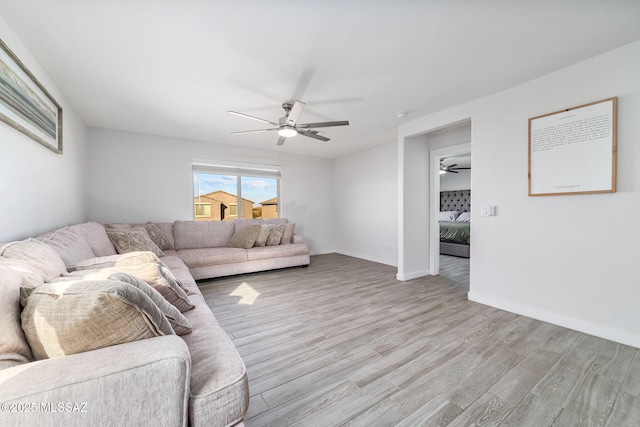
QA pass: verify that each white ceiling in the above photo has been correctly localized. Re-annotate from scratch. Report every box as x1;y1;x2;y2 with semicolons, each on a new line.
2;1;640;159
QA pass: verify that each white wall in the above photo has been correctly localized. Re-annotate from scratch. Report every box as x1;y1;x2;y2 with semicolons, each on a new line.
0;17;88;242
87;128;336;255
335;142;397;266
399;40;640;347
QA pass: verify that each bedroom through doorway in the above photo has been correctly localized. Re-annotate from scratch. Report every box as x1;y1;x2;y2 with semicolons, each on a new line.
427;122;471;288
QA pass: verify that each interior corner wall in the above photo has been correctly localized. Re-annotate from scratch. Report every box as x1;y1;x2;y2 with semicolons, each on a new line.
400;40;640;347
87;128;336;255
0;16;88;242
334;142;398;266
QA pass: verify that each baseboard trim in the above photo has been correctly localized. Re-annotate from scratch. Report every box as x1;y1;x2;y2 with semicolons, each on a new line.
336;250;397;267
396;269;432;281
468;291;640;349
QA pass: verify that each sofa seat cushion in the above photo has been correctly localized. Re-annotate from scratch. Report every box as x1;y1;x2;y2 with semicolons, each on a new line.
181;292;248;427
247;243;309;261
177;248;247;267
160;255;189;271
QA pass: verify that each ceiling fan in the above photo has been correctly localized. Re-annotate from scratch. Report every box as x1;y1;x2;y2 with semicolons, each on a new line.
228;100;349;145
440;159;471;174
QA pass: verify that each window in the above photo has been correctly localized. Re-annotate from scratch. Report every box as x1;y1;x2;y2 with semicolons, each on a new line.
193;161;281;221
194;203;212;218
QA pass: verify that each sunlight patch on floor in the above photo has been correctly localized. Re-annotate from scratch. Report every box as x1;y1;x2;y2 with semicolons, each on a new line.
230;282;260;305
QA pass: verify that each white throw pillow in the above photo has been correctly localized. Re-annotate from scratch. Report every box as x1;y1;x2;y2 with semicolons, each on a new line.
439;211;459;221
456;212;471;222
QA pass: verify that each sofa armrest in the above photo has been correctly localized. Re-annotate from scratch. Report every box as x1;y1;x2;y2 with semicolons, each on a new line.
0;336;190;427
292;233;305;244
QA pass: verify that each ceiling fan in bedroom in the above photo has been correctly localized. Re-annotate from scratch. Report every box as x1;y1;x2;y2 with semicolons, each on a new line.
228;100;349;146
439;159;471;174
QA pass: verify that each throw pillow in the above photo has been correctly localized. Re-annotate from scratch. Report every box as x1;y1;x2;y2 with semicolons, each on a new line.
106;228;165;258
84;262;194;312
144;222;174;251
439;211;460;221
108;272;192;336
266;223;286;246
20;280;175;360
281;223;296;245
456;212;471;222
254;225;274;247
228;224;262;249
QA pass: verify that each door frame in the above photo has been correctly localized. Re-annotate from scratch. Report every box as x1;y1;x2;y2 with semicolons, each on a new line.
429;142;471;275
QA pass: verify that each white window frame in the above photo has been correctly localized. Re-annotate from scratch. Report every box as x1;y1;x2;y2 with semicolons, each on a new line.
192;159;282;220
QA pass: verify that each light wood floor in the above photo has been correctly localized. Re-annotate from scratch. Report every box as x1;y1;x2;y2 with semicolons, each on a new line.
199;254;640;427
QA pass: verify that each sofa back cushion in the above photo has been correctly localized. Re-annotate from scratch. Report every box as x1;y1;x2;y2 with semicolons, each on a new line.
69;222;117;256
0;239;67;281
173;220;236;250
42;228;97;270
0;259;40;370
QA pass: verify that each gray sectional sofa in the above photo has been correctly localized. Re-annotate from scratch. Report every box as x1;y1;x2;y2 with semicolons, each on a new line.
0;218;309;427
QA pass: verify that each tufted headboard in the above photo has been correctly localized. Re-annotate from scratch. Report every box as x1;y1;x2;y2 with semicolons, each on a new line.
440;190;471;213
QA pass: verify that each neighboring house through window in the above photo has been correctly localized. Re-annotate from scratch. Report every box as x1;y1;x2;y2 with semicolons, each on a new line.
192;161;281;221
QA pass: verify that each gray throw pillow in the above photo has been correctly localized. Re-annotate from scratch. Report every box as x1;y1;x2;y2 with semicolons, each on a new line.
228;224;262;249
254;225;274;247
144;222;174;250
108;272;192;336
106;228;165;258
266;224;286;246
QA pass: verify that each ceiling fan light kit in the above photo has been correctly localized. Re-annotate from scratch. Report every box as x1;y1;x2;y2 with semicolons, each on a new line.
229;100;349;145
278;127;297;137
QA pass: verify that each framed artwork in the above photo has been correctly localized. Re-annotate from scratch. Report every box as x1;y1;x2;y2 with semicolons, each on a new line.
0;38;63;154
528;97;616;196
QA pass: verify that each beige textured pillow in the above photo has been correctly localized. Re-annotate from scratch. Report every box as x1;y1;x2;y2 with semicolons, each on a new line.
84;262;194;312
254;225;274;247
266;223;286;246
108;272;192;335
0;261;38;369
106;228;165;257
20;280;175;360
228;224;262;249
281;223;296;245
145;222;174;250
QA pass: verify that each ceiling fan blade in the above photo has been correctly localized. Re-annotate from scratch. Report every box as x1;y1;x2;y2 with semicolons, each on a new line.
228;111;278;126
297;120;349;129
449;170;459;173
298;129;330;142
231;128;278;135
277;136;286;146
286;100;305;126
451;167;471;170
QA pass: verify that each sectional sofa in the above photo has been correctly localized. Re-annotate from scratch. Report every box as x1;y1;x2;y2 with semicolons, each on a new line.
0;219;309;426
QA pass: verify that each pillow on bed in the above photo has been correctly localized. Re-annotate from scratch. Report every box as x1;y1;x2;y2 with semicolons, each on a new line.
456;212;471;222
439;211;459;221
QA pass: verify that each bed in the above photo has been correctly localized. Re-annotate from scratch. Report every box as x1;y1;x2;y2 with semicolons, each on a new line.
439;189;470;258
